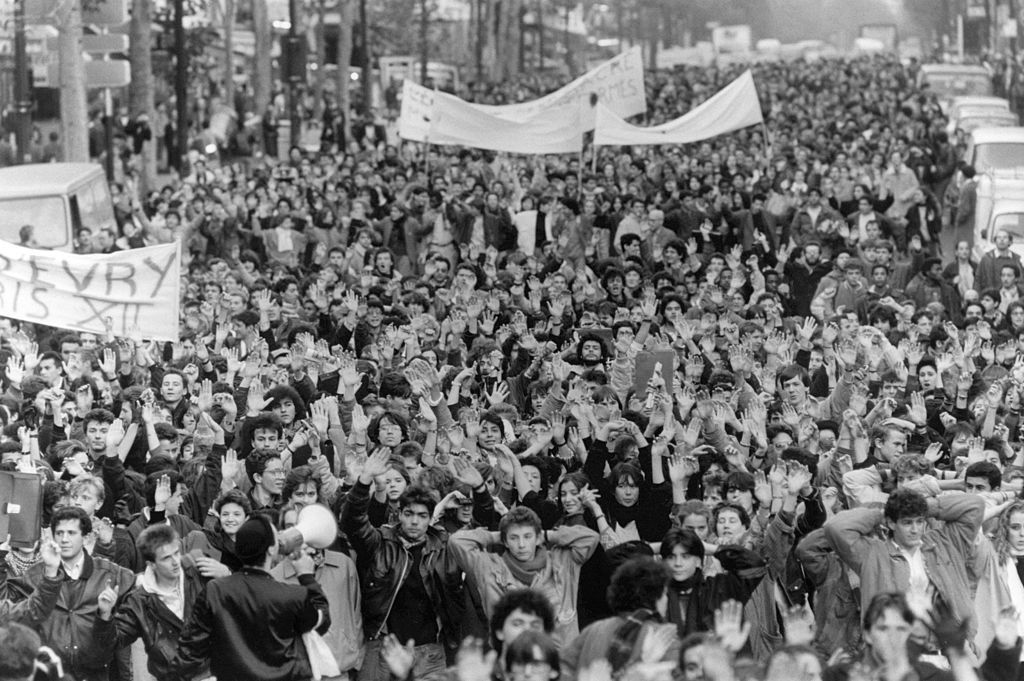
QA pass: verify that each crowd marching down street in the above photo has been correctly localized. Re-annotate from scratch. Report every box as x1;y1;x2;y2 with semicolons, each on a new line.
4;51;1024;681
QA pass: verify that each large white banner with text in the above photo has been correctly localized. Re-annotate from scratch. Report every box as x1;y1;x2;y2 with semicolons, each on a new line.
472;46;646;124
0;242;181;340
593;70;763;147
398;47;645;147
399;80;583;153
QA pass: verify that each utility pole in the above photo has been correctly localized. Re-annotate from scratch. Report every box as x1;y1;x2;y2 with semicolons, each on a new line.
12;0;31;163
359;0;370;113
102;27;114;180
419;0;428;84
174;0;188;171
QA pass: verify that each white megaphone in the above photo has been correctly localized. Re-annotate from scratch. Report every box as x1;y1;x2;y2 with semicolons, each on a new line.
278;503;338;554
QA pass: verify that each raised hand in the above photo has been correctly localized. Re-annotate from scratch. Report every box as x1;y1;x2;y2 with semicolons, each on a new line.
782;604;816;646
668;454;699;483
456;637;498;681
222;449;242;483
907;392;927;426
359;447;392;483
154;474;173;509
550;411;567;443
39;537;61;578
351;403;371;434
785;461;812;496
105;418;126;450
310;400;330;436
93;516;115;545
197;379;214;413
4;357;24;386
382;635;417;681
713;600;751;653
246;381;271;416
418;396;437;425
21;342;40;371
452;456;484;488
486;382;510;406
96;578;119;620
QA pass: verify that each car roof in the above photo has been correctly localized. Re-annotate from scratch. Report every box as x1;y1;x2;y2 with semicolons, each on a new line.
0;163;104;198
951;96;1009;108
921;64;990;76
959;111;1018;124
970;127;1024;144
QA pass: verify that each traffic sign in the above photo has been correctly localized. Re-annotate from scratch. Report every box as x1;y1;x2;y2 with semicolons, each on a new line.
25;0;128;27
82;34;129;53
84;60;130;88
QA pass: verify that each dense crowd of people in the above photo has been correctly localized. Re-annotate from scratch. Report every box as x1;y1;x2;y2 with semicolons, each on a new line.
3;52;1024;681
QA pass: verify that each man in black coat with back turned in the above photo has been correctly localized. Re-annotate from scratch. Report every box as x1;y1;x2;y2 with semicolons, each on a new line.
167;515;331;681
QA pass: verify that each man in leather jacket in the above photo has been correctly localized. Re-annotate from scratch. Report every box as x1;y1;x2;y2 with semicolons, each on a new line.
342;447;465;681
16;507;134;681
92;525;213;681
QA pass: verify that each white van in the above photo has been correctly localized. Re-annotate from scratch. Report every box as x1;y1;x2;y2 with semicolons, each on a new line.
964;127;1024;174
0;163;116;251
972;171;1024;261
917;64;993;111
946;96;1013;135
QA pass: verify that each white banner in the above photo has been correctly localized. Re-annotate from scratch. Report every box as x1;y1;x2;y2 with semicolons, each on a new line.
593;70;763;147
473;46;646;124
398;47;646;144
0;242;181;340
711;25;752;54
397;79;435;142
399;80;583;154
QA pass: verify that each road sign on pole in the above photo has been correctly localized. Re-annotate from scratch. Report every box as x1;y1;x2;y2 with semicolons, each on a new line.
82;34;129;53
84;60;130;88
25;0;128;26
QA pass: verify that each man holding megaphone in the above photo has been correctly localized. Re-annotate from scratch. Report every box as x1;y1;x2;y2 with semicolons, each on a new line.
167;510;334;681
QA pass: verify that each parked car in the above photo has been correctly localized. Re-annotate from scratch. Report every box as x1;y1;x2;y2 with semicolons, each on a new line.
0;163;116;252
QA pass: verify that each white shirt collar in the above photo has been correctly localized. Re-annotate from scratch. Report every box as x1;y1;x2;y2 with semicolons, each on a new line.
62;552;86;580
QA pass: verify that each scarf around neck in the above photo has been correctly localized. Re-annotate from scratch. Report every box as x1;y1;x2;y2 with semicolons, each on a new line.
502;546;549;586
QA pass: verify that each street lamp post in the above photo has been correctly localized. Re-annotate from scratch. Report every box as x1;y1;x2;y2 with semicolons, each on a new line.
360;0;370;113
174;0;188;171
288;0;301;148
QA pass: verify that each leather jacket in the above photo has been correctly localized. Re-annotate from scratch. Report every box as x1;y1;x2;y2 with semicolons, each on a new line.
91;566;208;680
341;481;464;646
17;551;134;681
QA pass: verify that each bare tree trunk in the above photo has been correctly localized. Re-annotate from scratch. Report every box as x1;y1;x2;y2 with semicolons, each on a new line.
312;0;327;119
57;0;88;162
336;0;354;146
481;0;496;79
472;0;481;82
492;0;520;80
647;4;657;72
253;0;272;115
130;0;157;192
223;0;235;107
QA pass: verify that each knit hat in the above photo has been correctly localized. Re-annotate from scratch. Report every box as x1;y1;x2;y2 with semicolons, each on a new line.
234;517;275;564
